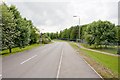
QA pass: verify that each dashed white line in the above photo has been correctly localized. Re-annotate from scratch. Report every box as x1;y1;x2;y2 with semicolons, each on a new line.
56;48;64;78
20;55;37;64
0;74;2;79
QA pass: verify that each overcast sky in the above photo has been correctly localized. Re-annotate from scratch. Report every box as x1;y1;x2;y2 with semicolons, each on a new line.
5;0;119;33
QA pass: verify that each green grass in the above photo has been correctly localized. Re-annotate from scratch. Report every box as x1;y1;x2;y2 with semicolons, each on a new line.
0;44;42;56
69;42;119;77
94;48;117;54
80;48;118;75
69;42;79;50
80;43;117;54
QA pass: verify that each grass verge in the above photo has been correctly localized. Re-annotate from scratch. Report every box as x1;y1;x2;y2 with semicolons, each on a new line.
69;42;119;79
0;43;42;56
80;43;117;54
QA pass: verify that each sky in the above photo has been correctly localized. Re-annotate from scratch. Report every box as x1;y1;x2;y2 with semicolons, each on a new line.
4;0;120;33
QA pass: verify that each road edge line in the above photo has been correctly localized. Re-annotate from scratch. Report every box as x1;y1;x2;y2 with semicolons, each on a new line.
82;58;104;80
56;48;64;79
70;42;103;79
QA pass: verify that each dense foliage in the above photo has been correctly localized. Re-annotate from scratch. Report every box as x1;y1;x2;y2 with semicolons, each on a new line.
0;3;119;53
47;20;119;48
0;3;50;53
85;20;117;47
41;33;51;44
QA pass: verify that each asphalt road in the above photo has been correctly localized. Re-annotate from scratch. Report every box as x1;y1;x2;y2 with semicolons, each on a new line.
2;42;101;78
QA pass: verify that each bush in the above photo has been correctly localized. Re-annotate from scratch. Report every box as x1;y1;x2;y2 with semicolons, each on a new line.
42;34;51;44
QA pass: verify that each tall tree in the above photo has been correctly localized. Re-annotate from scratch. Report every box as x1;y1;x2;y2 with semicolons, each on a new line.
1;3;17;53
85;20;116;47
117;25;120;54
15;18;31;48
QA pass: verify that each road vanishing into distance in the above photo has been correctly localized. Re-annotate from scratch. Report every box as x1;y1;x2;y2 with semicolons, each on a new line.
3;42;101;78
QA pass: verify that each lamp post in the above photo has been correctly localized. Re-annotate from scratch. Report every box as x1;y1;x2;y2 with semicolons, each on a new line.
118;1;120;55
73;16;80;43
40;29;44;44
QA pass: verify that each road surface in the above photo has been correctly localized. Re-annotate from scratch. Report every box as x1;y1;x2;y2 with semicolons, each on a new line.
3;42;101;78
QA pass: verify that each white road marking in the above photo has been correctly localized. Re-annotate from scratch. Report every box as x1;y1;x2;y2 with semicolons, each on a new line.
0;74;2;79
82;59;104;80
20;55;37;64
56;48;64;78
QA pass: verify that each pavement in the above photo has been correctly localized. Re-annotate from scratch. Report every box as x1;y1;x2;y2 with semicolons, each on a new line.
2;42;101;78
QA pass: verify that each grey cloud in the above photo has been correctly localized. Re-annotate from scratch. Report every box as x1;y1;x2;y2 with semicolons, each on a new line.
22;2;71;26
6;1;118;32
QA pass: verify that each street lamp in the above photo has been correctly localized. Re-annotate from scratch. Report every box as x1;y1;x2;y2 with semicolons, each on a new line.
73;16;80;43
117;1;120;55
40;29;44;44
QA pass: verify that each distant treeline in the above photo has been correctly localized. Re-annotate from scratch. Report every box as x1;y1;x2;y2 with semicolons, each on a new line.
0;3;50;53
47;20;120;47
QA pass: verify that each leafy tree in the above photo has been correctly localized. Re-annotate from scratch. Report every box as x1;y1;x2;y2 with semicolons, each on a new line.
70;27;78;41
116;25;120;43
29;21;40;44
42;33;51;44
117;25;120;54
15;18;31;48
80;24;88;42
9;4;40;47
61;29;68;39
9;5;31;48
85;20;116;47
9;5;21;19
1;3;41;53
55;32;59;39
1;3;17;53
70;27;75;40
59;31;62;39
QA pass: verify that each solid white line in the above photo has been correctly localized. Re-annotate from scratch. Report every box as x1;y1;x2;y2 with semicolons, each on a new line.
82;59;104;80
56;48;64;78
20;55;37;64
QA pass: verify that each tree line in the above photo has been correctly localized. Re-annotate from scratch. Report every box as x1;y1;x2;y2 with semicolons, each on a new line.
47;20;120;48
0;3;50;53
